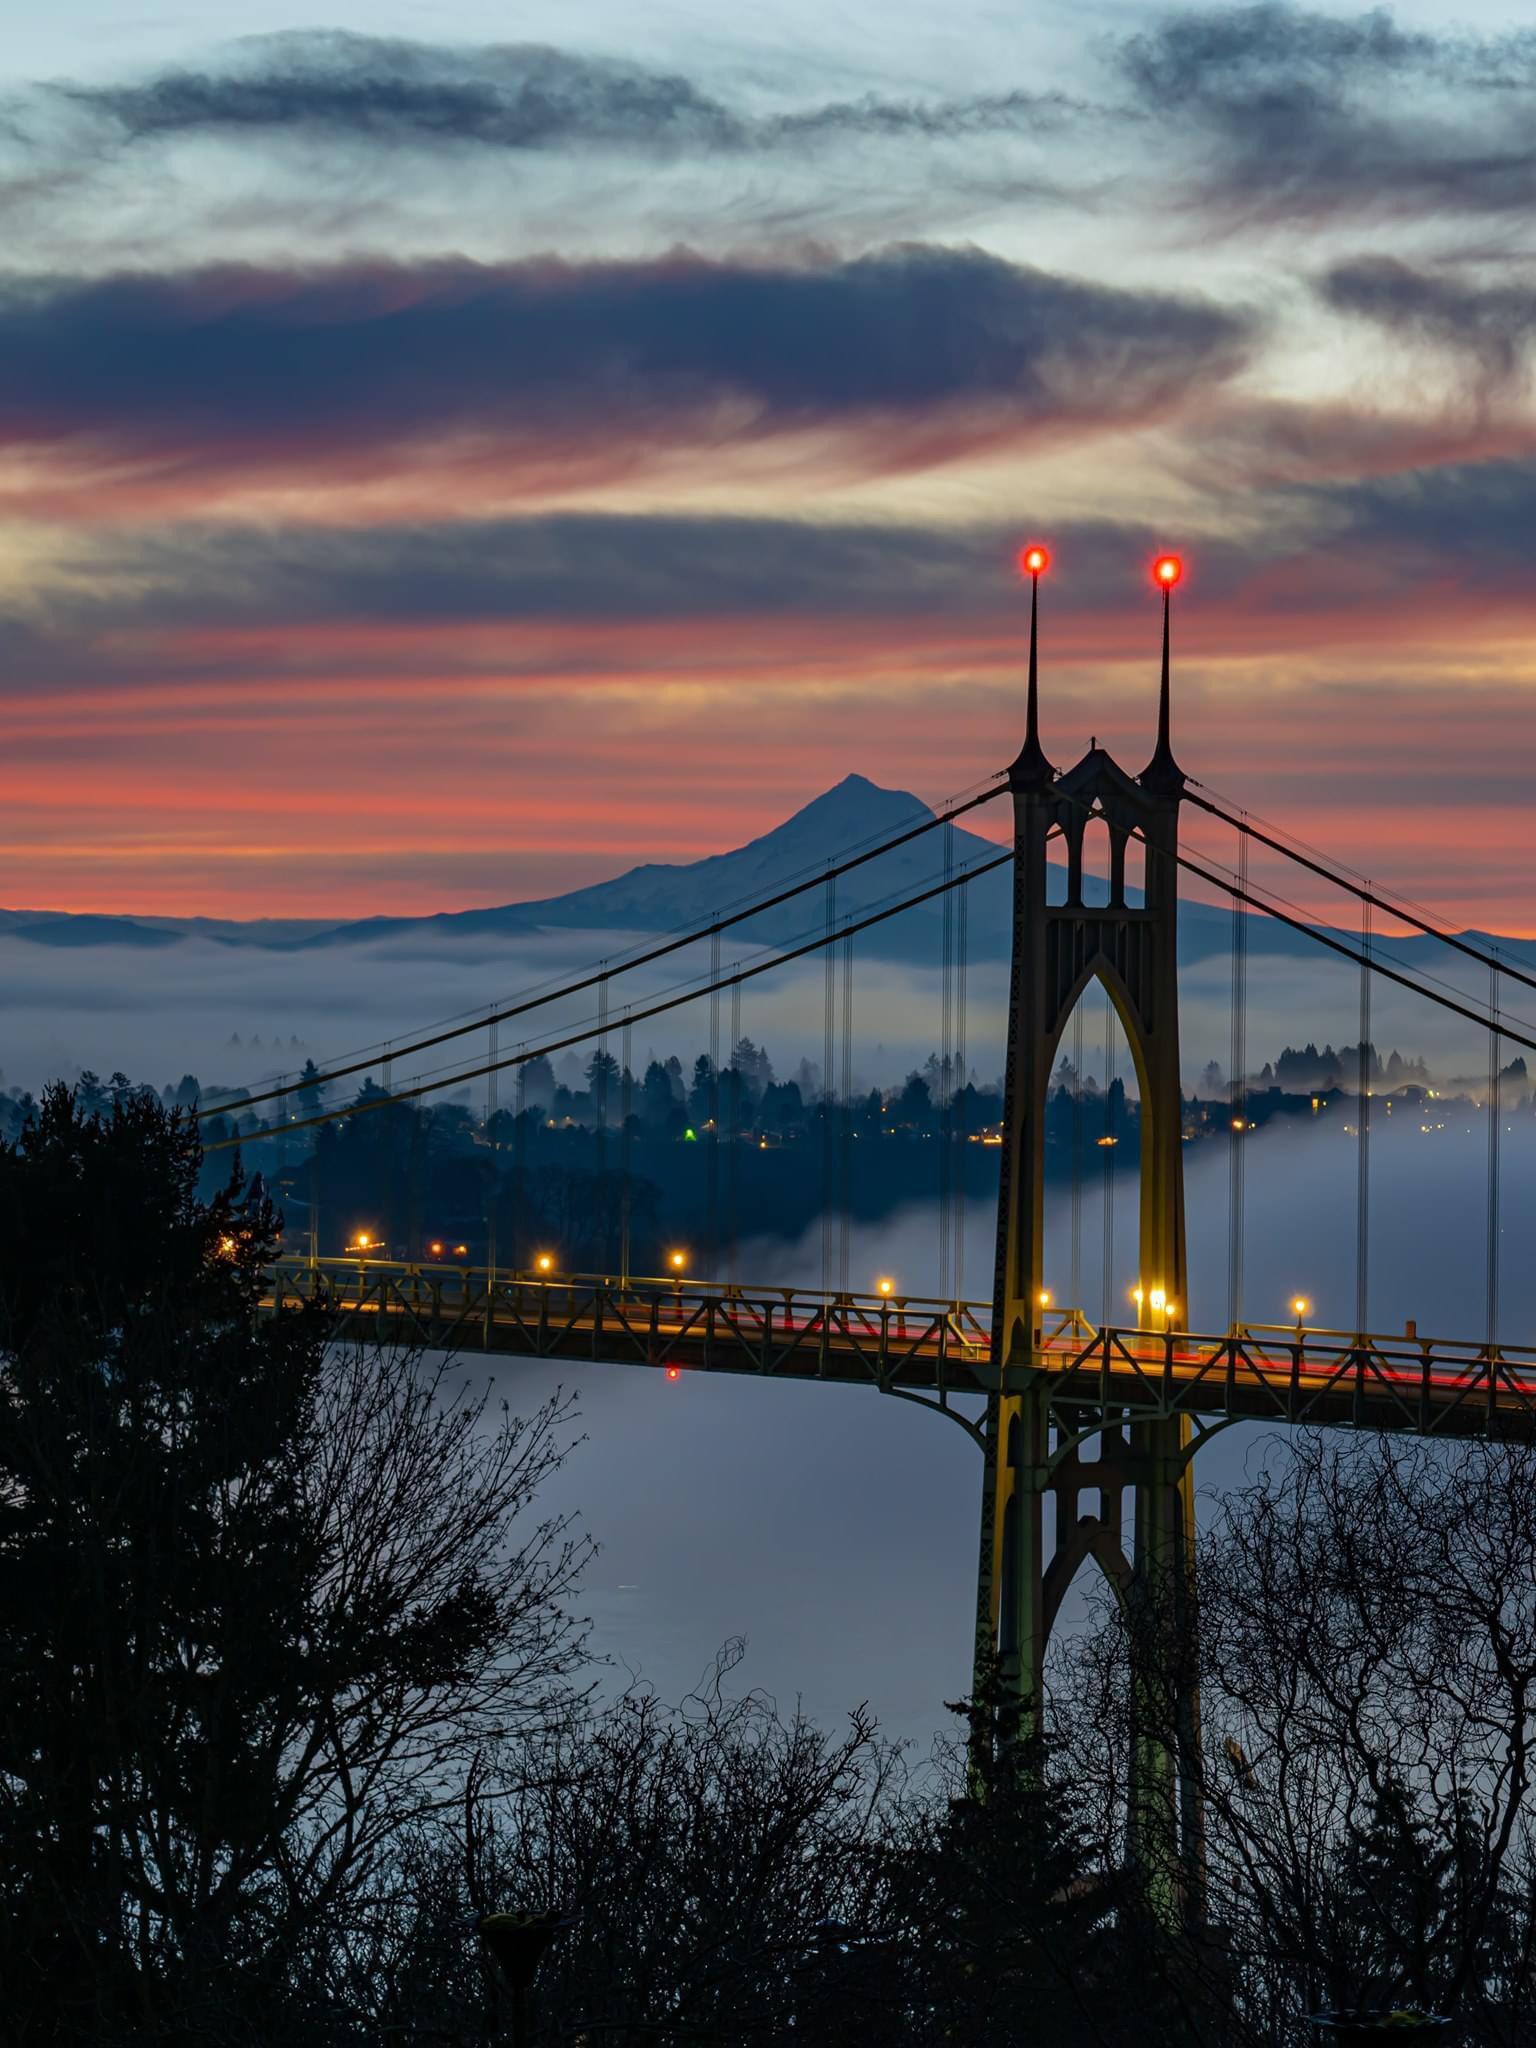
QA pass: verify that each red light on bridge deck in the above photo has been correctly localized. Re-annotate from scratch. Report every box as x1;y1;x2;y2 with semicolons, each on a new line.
1153;553;1183;588
666;1366;680;1381
1018;542;1050;578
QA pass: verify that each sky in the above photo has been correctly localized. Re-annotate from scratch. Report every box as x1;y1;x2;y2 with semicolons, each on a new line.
1;1;1533;925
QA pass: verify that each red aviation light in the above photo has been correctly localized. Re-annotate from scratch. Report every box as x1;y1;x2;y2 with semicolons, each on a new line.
1018;542;1050;577
666;1366;681;1381
1153;553;1183;588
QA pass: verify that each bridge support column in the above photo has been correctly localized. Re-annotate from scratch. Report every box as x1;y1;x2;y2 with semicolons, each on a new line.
978;599;1202;1918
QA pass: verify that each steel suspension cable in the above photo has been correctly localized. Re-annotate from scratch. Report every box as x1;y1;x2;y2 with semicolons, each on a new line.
1070;1006;1084;1316
939;823;955;1299
1356;894;1372;1336
1188;788;1536;1008
1102;989;1116;1324
953;875;970;1304
822;876;836;1296
487;1013;499;1285
205;849;1012;1150
203;780;1010;1122
707;930;721;1277
597;972;611;1268
1488;960;1502;1351
727;979;741;1279
1228;818;1247;1328
621;1013;633;1284
839;928;853;1295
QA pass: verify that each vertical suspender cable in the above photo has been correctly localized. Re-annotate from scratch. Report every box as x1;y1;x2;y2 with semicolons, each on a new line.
1228;820;1248;1327
953;876;969;1302
597;972;610;1271
727;978;742;1278
822;876;836;1295
487;1014;499;1286
1488;959;1502;1351
1071;1006;1084;1317
839;929;854;1294
620;1012;633;1285
1356;894;1372;1335
939;824;955;1300
1103;988;1117;1324
512;1044;526;1273
707;929;721;1280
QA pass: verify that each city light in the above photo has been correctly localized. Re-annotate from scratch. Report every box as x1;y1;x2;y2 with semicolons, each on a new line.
349;1231;375;1252
1019;542;1050;577
669;1250;688;1272
1038;1288;1052;1308
1154;553;1183;588
1149;1287;1166;1314
429;1240;444;1257
877;1277;894;1297
536;1252;554;1274
1292;1296;1311;1324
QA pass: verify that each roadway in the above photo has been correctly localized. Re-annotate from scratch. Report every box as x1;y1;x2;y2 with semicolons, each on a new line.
261;1259;1536;1441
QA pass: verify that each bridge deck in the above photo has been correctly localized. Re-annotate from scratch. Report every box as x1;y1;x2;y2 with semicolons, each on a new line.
264;1260;1536;1441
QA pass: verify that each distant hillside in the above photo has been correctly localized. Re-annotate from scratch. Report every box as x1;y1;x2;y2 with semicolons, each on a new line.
0;774;1530;977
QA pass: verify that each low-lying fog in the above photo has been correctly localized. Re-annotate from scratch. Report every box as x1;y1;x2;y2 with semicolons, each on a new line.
0;922;1520;1104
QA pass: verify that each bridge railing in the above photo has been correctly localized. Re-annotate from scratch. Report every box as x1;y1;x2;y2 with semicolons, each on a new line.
264;1257;997;1394
260;1261;1536;1436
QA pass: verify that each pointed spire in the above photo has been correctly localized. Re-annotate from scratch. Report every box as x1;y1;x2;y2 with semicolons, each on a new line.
1008;544;1055;789
1142;554;1185;792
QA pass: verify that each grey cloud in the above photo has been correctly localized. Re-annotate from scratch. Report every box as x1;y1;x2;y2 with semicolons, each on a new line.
0;246;1252;470
1320;257;1535;388
58;31;1072;158
26;453;1528;663
1119;5;1536;222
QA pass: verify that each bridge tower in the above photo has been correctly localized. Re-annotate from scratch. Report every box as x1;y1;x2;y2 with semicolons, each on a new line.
979;552;1200;1913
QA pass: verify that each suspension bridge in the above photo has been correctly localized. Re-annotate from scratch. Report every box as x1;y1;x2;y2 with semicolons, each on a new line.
204;544;1531;1915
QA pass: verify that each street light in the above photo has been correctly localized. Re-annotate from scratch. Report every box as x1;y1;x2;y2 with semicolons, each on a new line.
1292;1295;1310;1334
669;1249;688;1273
535;1251;554;1275
877;1277;894;1298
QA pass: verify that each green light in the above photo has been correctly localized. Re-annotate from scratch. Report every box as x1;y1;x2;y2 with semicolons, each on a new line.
684;1127;697;1141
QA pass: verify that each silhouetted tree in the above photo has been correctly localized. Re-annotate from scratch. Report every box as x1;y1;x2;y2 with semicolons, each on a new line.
0;1085;589;2044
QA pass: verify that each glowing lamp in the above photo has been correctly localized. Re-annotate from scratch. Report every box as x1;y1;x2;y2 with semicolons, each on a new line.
877;1277;894;1297
669;1250;688;1272
1154;554;1183;588
1038;1288;1052;1308
666;1365;680;1381
1149;1287;1166;1314
1292;1296;1310;1320
429;1240;444;1257
536;1252;554;1274
454;1243;468;1257
1019;542;1050;578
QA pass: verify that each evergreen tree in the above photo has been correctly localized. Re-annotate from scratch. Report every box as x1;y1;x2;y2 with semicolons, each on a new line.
0;1086;586;2043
